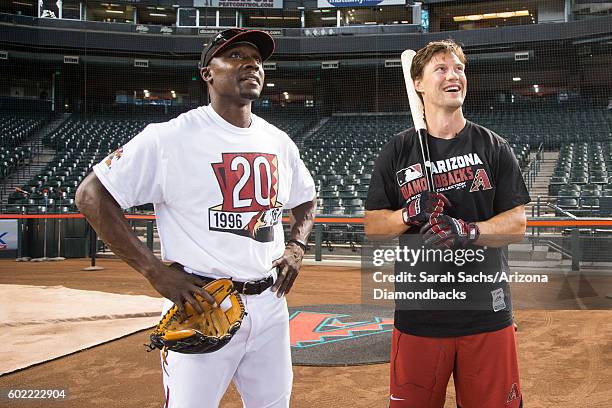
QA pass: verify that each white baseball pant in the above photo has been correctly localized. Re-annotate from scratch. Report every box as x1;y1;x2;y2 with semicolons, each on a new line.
161;288;293;408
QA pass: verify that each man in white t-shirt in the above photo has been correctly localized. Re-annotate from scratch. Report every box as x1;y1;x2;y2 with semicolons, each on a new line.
76;28;316;408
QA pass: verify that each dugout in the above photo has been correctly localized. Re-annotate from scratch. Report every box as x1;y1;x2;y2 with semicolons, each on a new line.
21;217;90;258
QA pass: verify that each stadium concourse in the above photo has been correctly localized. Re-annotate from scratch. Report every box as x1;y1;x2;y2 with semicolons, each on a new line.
2;0;612;405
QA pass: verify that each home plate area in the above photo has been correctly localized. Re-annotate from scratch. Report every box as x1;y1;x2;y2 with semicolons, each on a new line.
288;304;394;366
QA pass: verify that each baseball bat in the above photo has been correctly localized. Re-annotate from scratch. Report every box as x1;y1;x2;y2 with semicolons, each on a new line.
401;49;436;193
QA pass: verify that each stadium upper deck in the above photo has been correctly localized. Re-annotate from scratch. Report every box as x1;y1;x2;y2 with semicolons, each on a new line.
3;0;612;31
1;0;611;135
1;0;612;57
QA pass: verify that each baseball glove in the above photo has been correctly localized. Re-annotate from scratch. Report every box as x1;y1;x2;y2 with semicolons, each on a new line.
148;278;246;355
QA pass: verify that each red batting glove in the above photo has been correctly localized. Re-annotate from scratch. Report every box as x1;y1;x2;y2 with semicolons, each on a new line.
420;214;480;249
402;191;451;227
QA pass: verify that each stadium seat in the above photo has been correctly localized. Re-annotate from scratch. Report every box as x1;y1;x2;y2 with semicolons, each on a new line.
599;196;612;216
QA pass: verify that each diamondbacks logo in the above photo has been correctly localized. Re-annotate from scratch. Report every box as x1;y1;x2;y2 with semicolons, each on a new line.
209;153;282;242
289;311;393;348
104;147;123;169
0;232;7;250
470;168;493;192
506;383;520;404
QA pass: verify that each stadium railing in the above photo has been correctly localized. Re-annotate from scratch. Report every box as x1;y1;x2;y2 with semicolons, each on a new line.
1;213;611;272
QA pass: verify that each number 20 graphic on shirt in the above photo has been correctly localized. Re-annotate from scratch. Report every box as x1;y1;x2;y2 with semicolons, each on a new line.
209;153;283;242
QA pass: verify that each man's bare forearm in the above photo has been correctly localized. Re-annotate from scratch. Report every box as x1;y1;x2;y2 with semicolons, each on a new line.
75;172;164;278
289;197;316;244
474;205;526;247
364;209;409;240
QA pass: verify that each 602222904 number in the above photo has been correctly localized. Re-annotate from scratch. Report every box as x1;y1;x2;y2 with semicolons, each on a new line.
4;389;67;399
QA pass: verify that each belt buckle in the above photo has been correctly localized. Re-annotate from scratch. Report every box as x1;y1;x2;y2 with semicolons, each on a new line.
243;280;259;295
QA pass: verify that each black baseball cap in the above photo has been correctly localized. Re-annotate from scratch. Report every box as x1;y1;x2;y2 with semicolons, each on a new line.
199;28;275;69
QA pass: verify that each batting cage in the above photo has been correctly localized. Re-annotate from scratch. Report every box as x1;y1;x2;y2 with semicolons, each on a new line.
0;1;611;407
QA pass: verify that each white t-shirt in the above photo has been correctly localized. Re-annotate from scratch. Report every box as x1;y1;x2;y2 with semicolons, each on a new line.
93;105;315;281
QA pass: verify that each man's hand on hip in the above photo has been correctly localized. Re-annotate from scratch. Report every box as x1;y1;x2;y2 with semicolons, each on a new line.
146;263;217;316
271;242;305;298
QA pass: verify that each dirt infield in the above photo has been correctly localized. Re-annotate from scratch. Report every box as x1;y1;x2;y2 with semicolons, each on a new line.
0;259;611;407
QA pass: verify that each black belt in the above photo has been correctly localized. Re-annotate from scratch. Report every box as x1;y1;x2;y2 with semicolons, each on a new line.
170;262;274;295
202;275;274;295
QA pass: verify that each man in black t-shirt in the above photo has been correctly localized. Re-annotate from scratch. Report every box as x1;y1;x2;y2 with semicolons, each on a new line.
365;40;530;408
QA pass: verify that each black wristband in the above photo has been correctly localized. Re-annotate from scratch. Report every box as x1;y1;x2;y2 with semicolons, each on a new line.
287;239;307;252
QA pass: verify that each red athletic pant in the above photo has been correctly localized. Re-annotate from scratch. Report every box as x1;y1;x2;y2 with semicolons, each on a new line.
389;325;522;408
